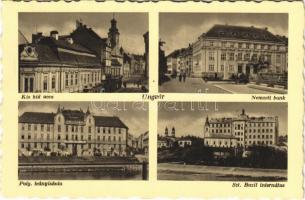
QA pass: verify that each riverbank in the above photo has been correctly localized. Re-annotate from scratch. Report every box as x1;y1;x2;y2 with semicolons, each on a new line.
158;163;287;181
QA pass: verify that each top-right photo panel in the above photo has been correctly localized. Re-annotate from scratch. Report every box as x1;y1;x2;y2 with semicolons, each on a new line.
159;13;288;94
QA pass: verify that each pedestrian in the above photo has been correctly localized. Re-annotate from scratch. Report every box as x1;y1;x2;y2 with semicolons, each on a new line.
179;72;182;82
183;71;186;82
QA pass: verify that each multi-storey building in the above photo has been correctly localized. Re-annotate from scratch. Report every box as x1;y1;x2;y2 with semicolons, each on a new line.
19;31;102;93
18;106;129;157
192;25;288;79
203;109;279;149
19;17;125;93
143;31;149;78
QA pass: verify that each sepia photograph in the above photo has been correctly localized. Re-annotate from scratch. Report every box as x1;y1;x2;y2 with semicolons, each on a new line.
159;13;288;94
18;101;149;180
158;102;287;181
19;13;149;93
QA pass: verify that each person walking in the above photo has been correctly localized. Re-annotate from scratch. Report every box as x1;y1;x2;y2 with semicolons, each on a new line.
178;72;182;82
183;71;186;82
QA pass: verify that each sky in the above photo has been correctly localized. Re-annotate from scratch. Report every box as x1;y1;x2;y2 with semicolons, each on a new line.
19;101;148;137
19;12;148;54
160;13;288;55
158;102;287;137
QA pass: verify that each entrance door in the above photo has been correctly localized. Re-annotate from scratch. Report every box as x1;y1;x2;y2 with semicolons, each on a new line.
72;144;77;156
246;65;251;76
238;64;243;73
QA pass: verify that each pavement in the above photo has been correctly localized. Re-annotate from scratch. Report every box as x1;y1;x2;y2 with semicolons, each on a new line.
159;77;284;94
159;77;228;93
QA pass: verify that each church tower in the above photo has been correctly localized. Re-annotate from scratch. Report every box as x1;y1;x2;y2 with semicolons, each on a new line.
204;116;210;138
108;14;120;55
164;127;168;137
171;127;175;138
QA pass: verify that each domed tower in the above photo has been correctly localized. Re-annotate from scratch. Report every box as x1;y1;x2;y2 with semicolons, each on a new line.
164;127;168;137
108;14;120;55
171;127;175;138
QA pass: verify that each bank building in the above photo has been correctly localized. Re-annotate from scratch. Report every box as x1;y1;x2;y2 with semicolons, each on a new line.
18;106;129;157
19;17;124;93
170;24;288;81
203;109;279;149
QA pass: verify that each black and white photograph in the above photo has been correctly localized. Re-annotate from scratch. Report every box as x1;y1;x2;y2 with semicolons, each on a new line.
159;13;288;94
158;102;287;181
19;13;149;93
18;101;149;180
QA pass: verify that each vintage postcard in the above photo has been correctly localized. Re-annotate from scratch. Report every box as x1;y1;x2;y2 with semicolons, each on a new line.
1;1;304;198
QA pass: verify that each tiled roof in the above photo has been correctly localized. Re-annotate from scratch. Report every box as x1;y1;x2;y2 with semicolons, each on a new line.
205;24;285;43
19;39;101;67
19;112;55;124
93;116;128;129
19;110;128;129
61;109;85;122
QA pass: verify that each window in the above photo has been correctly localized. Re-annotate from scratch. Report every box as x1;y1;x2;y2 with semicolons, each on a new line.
52;76;56;89
103;128;105;133
88;126;91;133
244;53;250;61
34;124;37;131
208;64;214;71
237;53;242;61
66;125;68;132
21;135;24;140
246;43;250;49
229;65;234;72
65;73;69;86
58;135;61;140
119;129;121;134
70;74;73;85
221;42;226;47
108;136;111;141
75;73;78;85
21;124;25;130
229;53;234;61
43;76;48;91
47;125;50;132
276;54;281;64
88;135;91;141
41;124;44;131
81;127;84;133
58;125;61;132
66;134;68;140
230;42;234;48
208;52;215;61
21;143;24;148
108;128;111;134
238;43;242;48
221;53;226;61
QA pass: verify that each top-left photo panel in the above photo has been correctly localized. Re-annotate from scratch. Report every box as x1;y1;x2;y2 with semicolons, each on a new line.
18;12;149;93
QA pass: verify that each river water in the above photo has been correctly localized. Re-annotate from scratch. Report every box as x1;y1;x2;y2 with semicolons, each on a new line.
19;171;143;180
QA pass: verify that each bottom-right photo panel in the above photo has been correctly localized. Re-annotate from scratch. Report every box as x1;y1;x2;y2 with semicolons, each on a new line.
157;102;287;181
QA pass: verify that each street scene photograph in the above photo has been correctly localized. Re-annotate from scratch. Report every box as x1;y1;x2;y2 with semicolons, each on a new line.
18;101;149;180
19;13;149;93
159;13;288;94
158;102;287;181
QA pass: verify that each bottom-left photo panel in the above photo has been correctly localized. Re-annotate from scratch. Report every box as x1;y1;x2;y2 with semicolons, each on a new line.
18;101;149;180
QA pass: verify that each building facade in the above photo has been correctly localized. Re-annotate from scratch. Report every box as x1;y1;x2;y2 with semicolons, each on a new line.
19;17;126;93
203;109;279;149
192;25;288;79
19;106;129;157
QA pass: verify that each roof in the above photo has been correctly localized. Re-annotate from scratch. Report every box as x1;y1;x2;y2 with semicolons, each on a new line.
93;116;128;129
19;39;101;67
205;24;285;43
19;112;55;124
70;24;108;55
111;59;122;67
61;109;85;122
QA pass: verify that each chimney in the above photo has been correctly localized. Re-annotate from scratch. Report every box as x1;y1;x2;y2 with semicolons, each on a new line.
50;30;59;40
32;32;43;44
242;109;245;115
